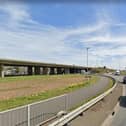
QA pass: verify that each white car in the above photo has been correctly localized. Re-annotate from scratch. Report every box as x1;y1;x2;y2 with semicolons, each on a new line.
115;70;120;75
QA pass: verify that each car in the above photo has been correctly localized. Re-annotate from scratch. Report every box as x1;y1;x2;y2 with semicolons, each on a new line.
115;70;120;76
123;76;126;84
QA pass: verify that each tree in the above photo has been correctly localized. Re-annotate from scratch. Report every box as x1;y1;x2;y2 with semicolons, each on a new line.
103;66;106;69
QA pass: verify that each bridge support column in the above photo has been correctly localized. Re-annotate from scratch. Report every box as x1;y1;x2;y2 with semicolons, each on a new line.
64;68;70;74
35;66;41;75
43;67;49;75
28;66;33;75
0;64;4;78
40;67;43;75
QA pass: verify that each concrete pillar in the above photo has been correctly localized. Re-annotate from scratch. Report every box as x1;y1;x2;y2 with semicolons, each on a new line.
54;68;57;74
28;66;33;75
43;67;49;75
62;68;65;74
0;64;4;78
40;67;43;75
64;68;70;74
34;66;41;75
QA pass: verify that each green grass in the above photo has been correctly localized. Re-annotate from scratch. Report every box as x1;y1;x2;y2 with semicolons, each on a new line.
120;71;126;75
0;74;84;83
0;75;99;111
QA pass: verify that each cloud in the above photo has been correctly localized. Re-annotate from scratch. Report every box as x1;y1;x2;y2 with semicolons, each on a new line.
0;3;126;69
0;2;37;28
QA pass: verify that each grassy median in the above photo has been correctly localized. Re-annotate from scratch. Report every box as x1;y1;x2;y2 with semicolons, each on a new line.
0;75;99;111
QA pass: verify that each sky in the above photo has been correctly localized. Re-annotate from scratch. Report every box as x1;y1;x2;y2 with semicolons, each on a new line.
0;1;126;69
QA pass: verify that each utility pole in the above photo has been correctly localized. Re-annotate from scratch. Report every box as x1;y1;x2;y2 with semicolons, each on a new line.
86;47;90;73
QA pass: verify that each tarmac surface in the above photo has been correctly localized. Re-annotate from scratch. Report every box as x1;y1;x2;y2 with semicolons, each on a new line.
68;75;123;126
44;75;115;126
108;76;126;126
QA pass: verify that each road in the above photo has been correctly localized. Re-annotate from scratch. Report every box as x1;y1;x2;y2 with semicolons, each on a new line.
67;75;123;126
65;76;110;110
108;75;126;126
44;76;111;126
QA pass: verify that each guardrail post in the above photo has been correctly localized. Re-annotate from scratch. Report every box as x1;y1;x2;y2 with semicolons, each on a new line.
28;105;30;126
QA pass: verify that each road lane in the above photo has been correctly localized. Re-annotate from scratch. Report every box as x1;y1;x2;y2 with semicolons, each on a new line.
109;78;126;126
68;75;123;126
44;76;111;126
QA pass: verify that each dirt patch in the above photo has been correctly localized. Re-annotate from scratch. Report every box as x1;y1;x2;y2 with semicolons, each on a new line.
69;82;122;126
0;75;87;100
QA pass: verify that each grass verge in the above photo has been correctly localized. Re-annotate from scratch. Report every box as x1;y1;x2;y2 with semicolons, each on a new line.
0;74;85;83
0;75;99;111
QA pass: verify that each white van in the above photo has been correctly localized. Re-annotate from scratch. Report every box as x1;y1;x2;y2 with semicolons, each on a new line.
115;70;120;75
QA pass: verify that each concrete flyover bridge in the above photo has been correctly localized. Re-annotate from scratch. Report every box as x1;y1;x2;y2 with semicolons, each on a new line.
0;59;92;78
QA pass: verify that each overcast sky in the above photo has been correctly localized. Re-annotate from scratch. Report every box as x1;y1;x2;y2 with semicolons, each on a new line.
0;1;126;69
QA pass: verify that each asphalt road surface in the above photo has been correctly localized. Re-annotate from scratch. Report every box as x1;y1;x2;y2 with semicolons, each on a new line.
108;75;126;126
67;75;123;126
44;76;110;126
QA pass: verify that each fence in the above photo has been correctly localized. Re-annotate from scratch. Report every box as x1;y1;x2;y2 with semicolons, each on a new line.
0;76;110;126
0;95;67;126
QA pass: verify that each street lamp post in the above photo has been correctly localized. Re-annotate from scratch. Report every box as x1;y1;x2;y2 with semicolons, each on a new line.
86;47;90;74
